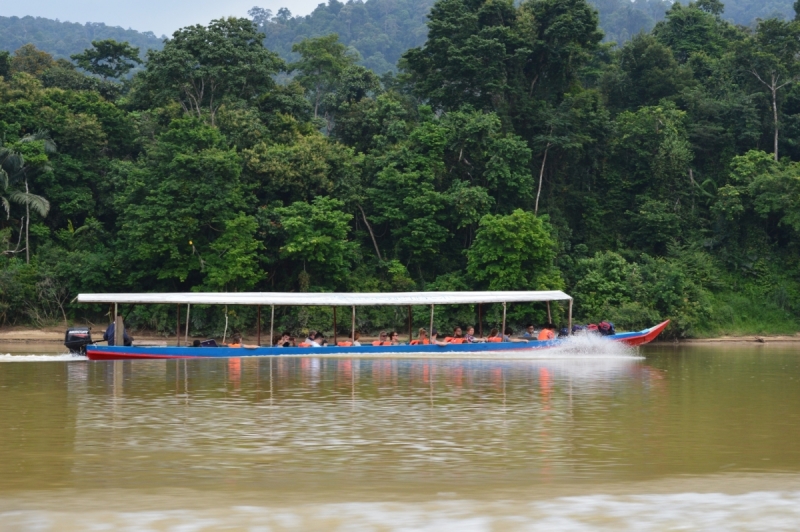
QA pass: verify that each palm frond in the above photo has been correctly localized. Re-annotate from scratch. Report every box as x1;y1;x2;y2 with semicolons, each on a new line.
0;197;9;220
21;130;57;154
8;190;50;217
0;149;24;174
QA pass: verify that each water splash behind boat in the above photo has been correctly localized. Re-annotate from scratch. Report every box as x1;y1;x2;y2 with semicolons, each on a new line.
0;353;87;362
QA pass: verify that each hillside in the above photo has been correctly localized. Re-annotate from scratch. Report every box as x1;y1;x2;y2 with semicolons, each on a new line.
1;0;795;74
0;16;163;60
252;0;796;73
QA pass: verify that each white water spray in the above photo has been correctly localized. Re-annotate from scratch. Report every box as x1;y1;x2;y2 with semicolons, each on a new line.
0;354;87;362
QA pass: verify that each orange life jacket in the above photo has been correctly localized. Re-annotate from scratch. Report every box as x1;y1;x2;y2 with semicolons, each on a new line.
487;337;502;343
446;337;465;344
537;329;555;341
228;343;242;348
298;341;312;347
337;341;353;347
372;340;392;346
410;339;430;345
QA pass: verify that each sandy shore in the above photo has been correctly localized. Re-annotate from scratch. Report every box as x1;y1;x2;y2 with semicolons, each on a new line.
1;325;799;344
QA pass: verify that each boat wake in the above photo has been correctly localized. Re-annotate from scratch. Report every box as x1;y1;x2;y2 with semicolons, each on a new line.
540;331;641;358
319;333;641;360
0;353;87;362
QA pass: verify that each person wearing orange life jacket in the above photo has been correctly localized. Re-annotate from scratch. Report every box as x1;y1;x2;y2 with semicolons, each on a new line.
410;328;430;345
227;333;243;347
430;329;449;346
486;328;502;343
537;323;557;341
372;331;391;346
445;326;466;344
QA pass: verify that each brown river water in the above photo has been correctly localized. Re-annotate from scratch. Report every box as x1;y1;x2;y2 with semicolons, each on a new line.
1;337;800;530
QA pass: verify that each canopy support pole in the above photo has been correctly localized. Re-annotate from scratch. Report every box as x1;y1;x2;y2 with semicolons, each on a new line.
351;306;356;342
184;304;191;346
501;302;507;340
270;305;275;346
333;307;338;345
568;298;573;335
408;306;412;343
176;304;181;346
429;304;434;336
222;305;228;344
478;304;483;338
114;303;122;347
257;305;262;346
547;301;552;323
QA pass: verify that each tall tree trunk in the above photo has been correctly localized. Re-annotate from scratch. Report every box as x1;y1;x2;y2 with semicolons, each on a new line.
358;204;383;262
535;142;551;216
773;81;779;161
25;180;30;264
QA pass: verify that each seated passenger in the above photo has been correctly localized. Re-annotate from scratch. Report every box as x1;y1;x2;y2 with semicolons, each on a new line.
487;328;501;342
311;332;327;347
352;331;362;346
227;333;243;347
275;332;293;347
464;326;478;343
430;329;448;346
373;331;390;346
537;323;556;341
410;328;430;345
522;324;535;338
389;331;402;345
503;327;513;342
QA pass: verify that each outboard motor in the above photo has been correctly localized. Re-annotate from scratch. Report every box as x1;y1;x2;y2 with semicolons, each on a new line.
64;328;93;355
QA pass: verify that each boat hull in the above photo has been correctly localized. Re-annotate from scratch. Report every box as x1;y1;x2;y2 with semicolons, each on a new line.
85;321;670;360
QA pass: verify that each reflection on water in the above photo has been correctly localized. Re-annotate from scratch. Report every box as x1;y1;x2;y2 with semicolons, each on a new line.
1;344;800;529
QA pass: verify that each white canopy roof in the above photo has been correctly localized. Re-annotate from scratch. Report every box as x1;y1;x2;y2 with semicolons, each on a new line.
76;291;572;307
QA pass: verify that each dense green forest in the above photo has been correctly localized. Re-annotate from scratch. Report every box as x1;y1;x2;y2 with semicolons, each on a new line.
2;0;800;339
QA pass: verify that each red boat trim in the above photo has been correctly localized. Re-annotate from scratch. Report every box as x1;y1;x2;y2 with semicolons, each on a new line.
86;350;203;360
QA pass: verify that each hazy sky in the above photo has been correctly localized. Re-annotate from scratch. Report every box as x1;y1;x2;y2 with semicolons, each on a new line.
1;0;323;37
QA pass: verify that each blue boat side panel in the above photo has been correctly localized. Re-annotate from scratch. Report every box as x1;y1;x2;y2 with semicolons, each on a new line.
87;339;568;359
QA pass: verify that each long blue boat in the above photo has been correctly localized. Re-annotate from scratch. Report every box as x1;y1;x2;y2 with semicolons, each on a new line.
73;291;669;360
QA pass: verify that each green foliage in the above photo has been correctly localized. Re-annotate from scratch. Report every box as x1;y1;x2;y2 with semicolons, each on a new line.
114;119;245;286
290;34;357;120
467;210;562;291
0;51;10;79
268;197;357;290
71;40;142;80
10;44;55;76
571;250;716;337
140;18;284;125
